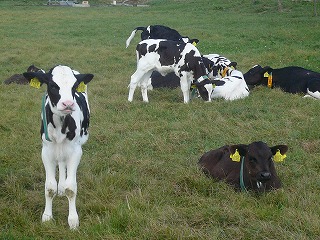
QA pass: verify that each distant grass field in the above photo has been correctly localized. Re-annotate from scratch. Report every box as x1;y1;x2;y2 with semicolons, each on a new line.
1;0;320;239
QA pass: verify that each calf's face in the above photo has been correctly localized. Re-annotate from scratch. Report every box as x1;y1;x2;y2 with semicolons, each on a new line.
230;142;288;184
244;65;271;85
23;65;94;116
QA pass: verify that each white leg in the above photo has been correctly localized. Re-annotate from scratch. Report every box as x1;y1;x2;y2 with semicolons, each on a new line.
65;147;82;229
140;71;153;102
58;161;66;196
128;70;144;102
41;147;57;223
180;75;190;103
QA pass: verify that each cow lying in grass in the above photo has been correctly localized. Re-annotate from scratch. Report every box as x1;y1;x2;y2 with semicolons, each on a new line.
128;39;213;103
3;65;44;84
23;65;94;229
125;25;199;48
244;65;320;99
198;141;288;192
209;67;249;101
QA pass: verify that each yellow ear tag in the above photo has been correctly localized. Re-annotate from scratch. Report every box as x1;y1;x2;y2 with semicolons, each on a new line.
273;149;286;162
230;149;241;162
29;78;41;89
263;72;270;78
76;82;87;92
192;41;197;46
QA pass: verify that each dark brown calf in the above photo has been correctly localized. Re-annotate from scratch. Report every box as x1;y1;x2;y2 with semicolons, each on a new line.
198;141;288;192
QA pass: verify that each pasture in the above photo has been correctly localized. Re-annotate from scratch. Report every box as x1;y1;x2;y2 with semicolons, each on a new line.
1;0;320;238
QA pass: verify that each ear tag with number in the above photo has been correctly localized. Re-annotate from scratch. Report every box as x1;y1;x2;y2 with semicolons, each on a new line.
263;72;270;78
230;149;241;162
192;41;197;46
30;78;41;89
273;149;286;162
76;82;87;92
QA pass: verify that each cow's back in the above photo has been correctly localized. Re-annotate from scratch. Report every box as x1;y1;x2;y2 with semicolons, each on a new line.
199;145;240;182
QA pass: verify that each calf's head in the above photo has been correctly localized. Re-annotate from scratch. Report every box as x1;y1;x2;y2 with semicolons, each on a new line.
243;65;272;86
23;65;94;116
229;141;288;185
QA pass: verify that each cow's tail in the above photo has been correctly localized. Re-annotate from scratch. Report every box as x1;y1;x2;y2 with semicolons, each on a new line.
125;27;146;48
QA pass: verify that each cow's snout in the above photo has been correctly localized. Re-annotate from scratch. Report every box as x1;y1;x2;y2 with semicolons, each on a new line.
257;171;271;182
61;100;75;113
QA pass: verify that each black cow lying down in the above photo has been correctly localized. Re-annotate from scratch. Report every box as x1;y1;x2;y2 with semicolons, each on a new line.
244;65;320;99
198;141;288;192
3;65;44;84
126;25;199;48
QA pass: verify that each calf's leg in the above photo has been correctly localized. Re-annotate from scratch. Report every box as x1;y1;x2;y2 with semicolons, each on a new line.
65;147;82;229
179;73;191;103
41;146;57;223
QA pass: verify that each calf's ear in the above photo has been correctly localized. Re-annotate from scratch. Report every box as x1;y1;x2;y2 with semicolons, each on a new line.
262;66;273;74
23;72;50;88
75;74;94;85
229;144;248;158
229;62;237;69
270;145;288;162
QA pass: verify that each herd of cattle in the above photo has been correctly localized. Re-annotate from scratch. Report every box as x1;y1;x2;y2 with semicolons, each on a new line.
4;24;319;229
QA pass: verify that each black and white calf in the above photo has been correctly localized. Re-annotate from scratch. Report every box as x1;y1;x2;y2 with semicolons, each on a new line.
209;67;250;101
202;54;237;79
126;25;199;48
244;65;320;99
128;39;213;103
23;65;94;229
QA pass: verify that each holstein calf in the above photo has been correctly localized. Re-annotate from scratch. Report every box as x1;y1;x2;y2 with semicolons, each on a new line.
23;65;94;229
244;65;320;99
209;67;250;101
202;54;237;79
125;25;199;48
128;39;213;103
198;141;288;192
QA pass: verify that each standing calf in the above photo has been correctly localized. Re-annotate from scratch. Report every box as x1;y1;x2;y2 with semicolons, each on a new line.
128;39;213;103
23;65;94;229
198;141;288;192
125;25;199;48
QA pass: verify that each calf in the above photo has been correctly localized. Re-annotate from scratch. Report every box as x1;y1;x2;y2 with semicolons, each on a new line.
125;25;199;48
23;65;94;229
202;54;237;79
3;65;44;84
209;67;250;100
128;39;213;103
198;141;288;192
244;65;320;99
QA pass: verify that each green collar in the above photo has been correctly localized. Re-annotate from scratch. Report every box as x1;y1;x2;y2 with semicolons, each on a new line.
42;93;52;142
240;156;248;192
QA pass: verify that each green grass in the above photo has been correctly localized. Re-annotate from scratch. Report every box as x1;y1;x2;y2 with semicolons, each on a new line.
1;0;320;239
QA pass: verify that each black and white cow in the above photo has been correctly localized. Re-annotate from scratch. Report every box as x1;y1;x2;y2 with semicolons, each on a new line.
202;54;237;79
209;67;250;101
199;141;288;192
128;39;213;103
125;25;199;48
23;65;94;229
244;65;320;99
143;54;234;90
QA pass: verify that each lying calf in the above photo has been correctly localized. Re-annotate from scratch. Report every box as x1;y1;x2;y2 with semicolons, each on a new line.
128;39;213;103
198;141;288;192
125;25;199;48
244;65;320;99
210;67;249;101
3;65;44;84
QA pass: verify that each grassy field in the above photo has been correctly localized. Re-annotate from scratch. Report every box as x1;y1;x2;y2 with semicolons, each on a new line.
1;0;320;239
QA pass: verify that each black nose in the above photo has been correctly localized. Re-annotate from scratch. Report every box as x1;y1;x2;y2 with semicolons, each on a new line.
258;172;271;182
